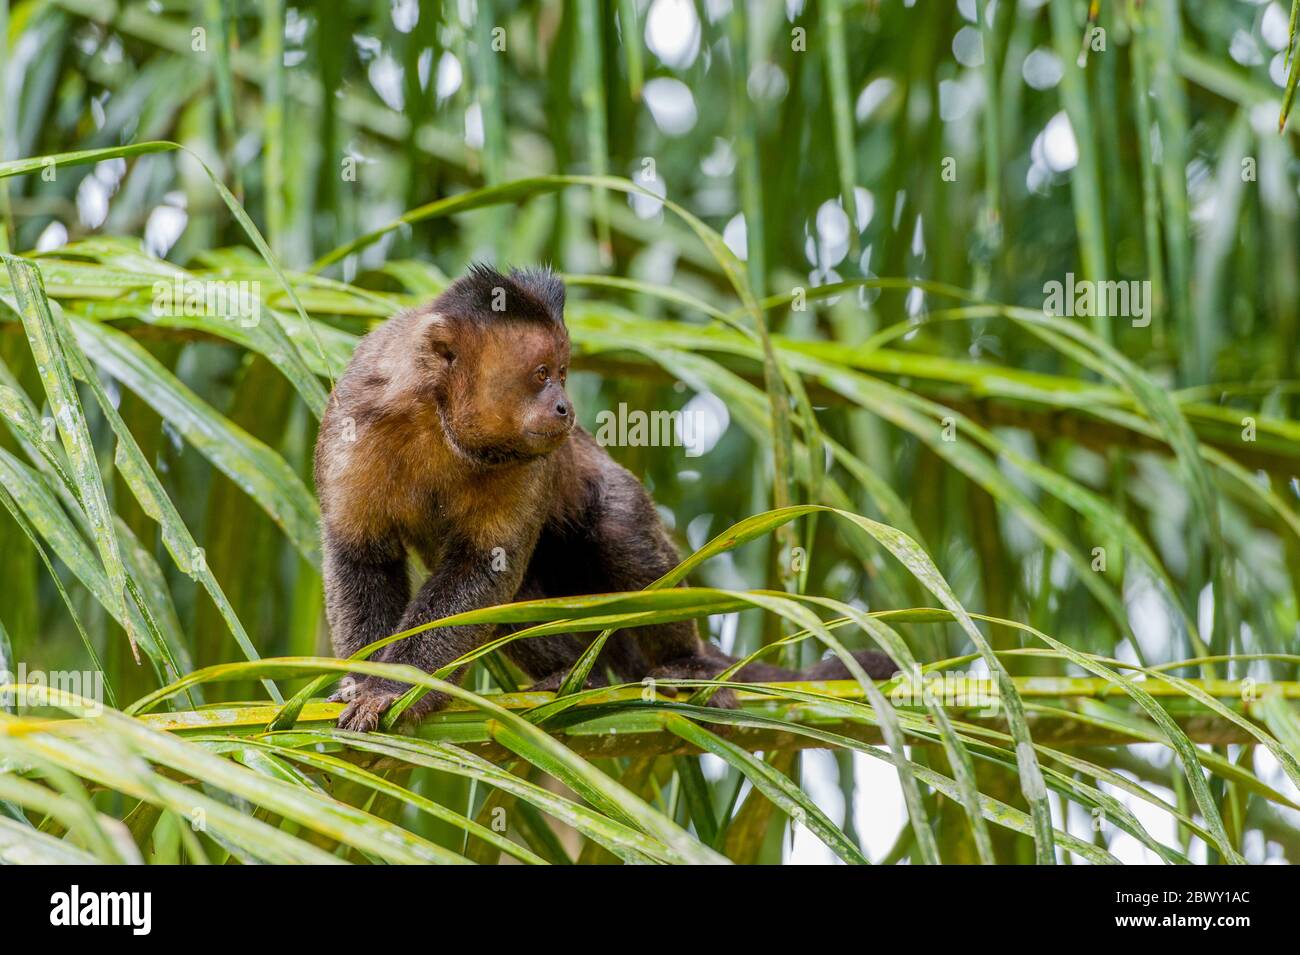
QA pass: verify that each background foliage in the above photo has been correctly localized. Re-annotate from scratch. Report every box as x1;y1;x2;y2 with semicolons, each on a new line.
0;0;1299;864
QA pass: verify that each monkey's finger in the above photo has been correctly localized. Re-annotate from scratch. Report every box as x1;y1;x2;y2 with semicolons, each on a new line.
337;689;401;732
337;699;380;732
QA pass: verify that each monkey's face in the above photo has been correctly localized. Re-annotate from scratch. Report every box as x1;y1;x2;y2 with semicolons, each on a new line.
438;323;574;464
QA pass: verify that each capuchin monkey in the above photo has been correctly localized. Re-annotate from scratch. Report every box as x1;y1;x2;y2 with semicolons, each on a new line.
315;265;895;732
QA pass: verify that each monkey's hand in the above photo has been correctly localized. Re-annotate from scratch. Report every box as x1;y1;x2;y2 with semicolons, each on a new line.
336;677;404;732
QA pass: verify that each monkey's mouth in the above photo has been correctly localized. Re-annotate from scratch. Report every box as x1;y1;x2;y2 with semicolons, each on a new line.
525;427;571;440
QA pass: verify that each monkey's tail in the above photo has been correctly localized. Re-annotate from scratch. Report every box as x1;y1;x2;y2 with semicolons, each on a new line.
704;645;898;684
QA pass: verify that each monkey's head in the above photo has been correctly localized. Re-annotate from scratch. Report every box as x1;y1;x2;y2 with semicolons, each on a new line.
423;265;574;465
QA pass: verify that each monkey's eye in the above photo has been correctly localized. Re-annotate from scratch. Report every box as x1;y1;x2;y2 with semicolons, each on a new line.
534;365;548;385
559;365;567;382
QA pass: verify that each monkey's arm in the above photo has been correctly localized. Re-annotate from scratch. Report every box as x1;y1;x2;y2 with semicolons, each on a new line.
322;532;409;677
337;535;527;731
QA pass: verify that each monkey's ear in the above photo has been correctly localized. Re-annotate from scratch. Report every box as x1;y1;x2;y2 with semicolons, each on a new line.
423;312;458;364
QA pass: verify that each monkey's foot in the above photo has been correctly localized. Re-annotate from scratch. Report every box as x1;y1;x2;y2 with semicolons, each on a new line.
336;679;402;732
692;686;739;709
644;659;739;709
326;675;360;704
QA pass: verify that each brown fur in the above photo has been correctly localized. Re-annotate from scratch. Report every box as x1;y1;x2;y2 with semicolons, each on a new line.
315;266;895;732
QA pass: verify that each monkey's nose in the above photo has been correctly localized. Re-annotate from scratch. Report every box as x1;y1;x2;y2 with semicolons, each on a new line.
555;400;570;418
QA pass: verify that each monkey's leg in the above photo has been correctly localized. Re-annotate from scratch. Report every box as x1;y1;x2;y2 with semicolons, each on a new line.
322;535;409;700
338;536;529;732
583;469;739;705
524;669;610;693
495;575;612;691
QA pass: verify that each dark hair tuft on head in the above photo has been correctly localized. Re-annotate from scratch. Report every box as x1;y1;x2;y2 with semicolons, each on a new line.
436;263;566;328
509;266;566;319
